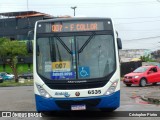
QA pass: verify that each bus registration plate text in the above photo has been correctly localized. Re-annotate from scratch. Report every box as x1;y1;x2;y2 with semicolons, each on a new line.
71;105;86;111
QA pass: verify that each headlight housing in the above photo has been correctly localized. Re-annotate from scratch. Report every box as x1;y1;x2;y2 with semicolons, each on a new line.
104;80;119;95
134;76;139;78
36;84;51;98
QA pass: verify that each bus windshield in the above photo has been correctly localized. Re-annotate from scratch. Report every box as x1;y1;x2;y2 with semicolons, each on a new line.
37;32;116;81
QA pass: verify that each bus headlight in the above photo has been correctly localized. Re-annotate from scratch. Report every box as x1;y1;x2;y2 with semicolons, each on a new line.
104;80;118;95
36;84;51;98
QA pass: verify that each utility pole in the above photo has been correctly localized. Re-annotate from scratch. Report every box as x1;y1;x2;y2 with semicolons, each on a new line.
71;6;77;16
27;0;29;11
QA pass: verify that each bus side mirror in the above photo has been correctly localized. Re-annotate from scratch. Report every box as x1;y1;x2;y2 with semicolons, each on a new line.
27;30;34;40
117;38;122;49
27;41;33;53
27;30;34;53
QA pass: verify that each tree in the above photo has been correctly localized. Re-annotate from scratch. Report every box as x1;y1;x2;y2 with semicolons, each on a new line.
151;50;160;62
0;38;27;82
140;55;156;62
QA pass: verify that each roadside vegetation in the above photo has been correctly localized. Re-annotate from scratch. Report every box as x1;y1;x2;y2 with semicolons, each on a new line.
0;79;33;87
0;64;33;75
0;37;28;82
140;55;156;62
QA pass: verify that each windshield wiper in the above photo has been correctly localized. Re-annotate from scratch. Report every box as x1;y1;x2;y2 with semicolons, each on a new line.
55;40;62;61
55;36;72;54
78;32;96;53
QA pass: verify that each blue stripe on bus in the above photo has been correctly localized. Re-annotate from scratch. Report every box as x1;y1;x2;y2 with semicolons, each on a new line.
35;90;120;112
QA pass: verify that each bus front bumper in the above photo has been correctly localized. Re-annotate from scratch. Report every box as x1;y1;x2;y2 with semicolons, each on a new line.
35;90;120;112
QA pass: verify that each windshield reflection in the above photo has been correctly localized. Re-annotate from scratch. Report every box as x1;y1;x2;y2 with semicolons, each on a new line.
133;67;148;73
36;33;116;80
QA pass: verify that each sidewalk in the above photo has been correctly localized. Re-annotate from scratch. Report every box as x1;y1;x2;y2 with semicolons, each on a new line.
141;91;160;104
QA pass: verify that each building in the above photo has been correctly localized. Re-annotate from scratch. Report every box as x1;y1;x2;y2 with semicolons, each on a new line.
0;11;54;70
119;49;151;62
0;11;72;71
0;11;53;40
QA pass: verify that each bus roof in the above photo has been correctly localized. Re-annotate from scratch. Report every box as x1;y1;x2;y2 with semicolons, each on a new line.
36;17;112;23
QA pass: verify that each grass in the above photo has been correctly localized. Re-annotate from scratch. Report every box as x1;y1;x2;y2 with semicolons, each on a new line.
0;79;33;87
0;63;33;74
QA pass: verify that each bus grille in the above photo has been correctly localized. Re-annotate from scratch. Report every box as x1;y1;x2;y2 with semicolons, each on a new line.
47;81;107;90
55;98;101;110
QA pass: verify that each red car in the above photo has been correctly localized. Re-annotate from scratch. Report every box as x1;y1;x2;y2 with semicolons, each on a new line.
123;65;160;87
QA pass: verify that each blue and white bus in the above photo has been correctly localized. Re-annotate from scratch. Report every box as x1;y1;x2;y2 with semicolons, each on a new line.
32;17;122;112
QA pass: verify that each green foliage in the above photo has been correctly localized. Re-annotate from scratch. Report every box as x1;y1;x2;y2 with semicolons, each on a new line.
140;55;156;62
17;64;31;74
0;37;8;44
0;38;9;57
0;80;33;87
3;65;12;73
30;64;33;72
0;37;28;82
0;38;27;57
0;65;3;72
0;64;33;74
151;49;160;62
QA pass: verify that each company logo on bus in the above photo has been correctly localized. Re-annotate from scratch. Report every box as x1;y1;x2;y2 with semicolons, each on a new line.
55;92;70;98
67;80;87;83
75;92;80;97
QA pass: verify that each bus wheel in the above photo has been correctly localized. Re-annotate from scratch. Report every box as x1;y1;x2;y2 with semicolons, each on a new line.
100;108;115;112
41;112;54;116
139;78;147;87
126;84;132;87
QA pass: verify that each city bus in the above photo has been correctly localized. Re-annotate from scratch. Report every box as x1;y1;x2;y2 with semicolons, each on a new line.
30;17;122;112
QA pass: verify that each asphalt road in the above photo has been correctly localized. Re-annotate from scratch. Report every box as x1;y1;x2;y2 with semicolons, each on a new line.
0;82;160;120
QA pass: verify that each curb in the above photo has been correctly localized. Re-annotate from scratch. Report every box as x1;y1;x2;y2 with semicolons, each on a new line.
141;92;160;105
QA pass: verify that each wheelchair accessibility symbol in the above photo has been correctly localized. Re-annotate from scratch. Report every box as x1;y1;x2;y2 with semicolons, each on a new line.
79;66;90;78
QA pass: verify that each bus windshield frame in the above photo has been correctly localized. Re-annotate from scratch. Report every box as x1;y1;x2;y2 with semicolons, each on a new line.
36;30;116;84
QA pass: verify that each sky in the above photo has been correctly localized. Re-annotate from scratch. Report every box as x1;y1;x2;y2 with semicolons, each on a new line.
0;0;160;51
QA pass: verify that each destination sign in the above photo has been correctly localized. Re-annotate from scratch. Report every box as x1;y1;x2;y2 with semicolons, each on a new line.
51;21;104;32
37;19;113;33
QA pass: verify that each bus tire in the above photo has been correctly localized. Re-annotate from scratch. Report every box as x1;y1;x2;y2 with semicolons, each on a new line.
41;112;54;116
100;108;115;112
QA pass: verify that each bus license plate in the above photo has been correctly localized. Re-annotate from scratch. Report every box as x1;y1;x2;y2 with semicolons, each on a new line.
71;105;86;111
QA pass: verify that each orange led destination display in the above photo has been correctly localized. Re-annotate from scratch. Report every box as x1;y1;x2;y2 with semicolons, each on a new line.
51;21;104;32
